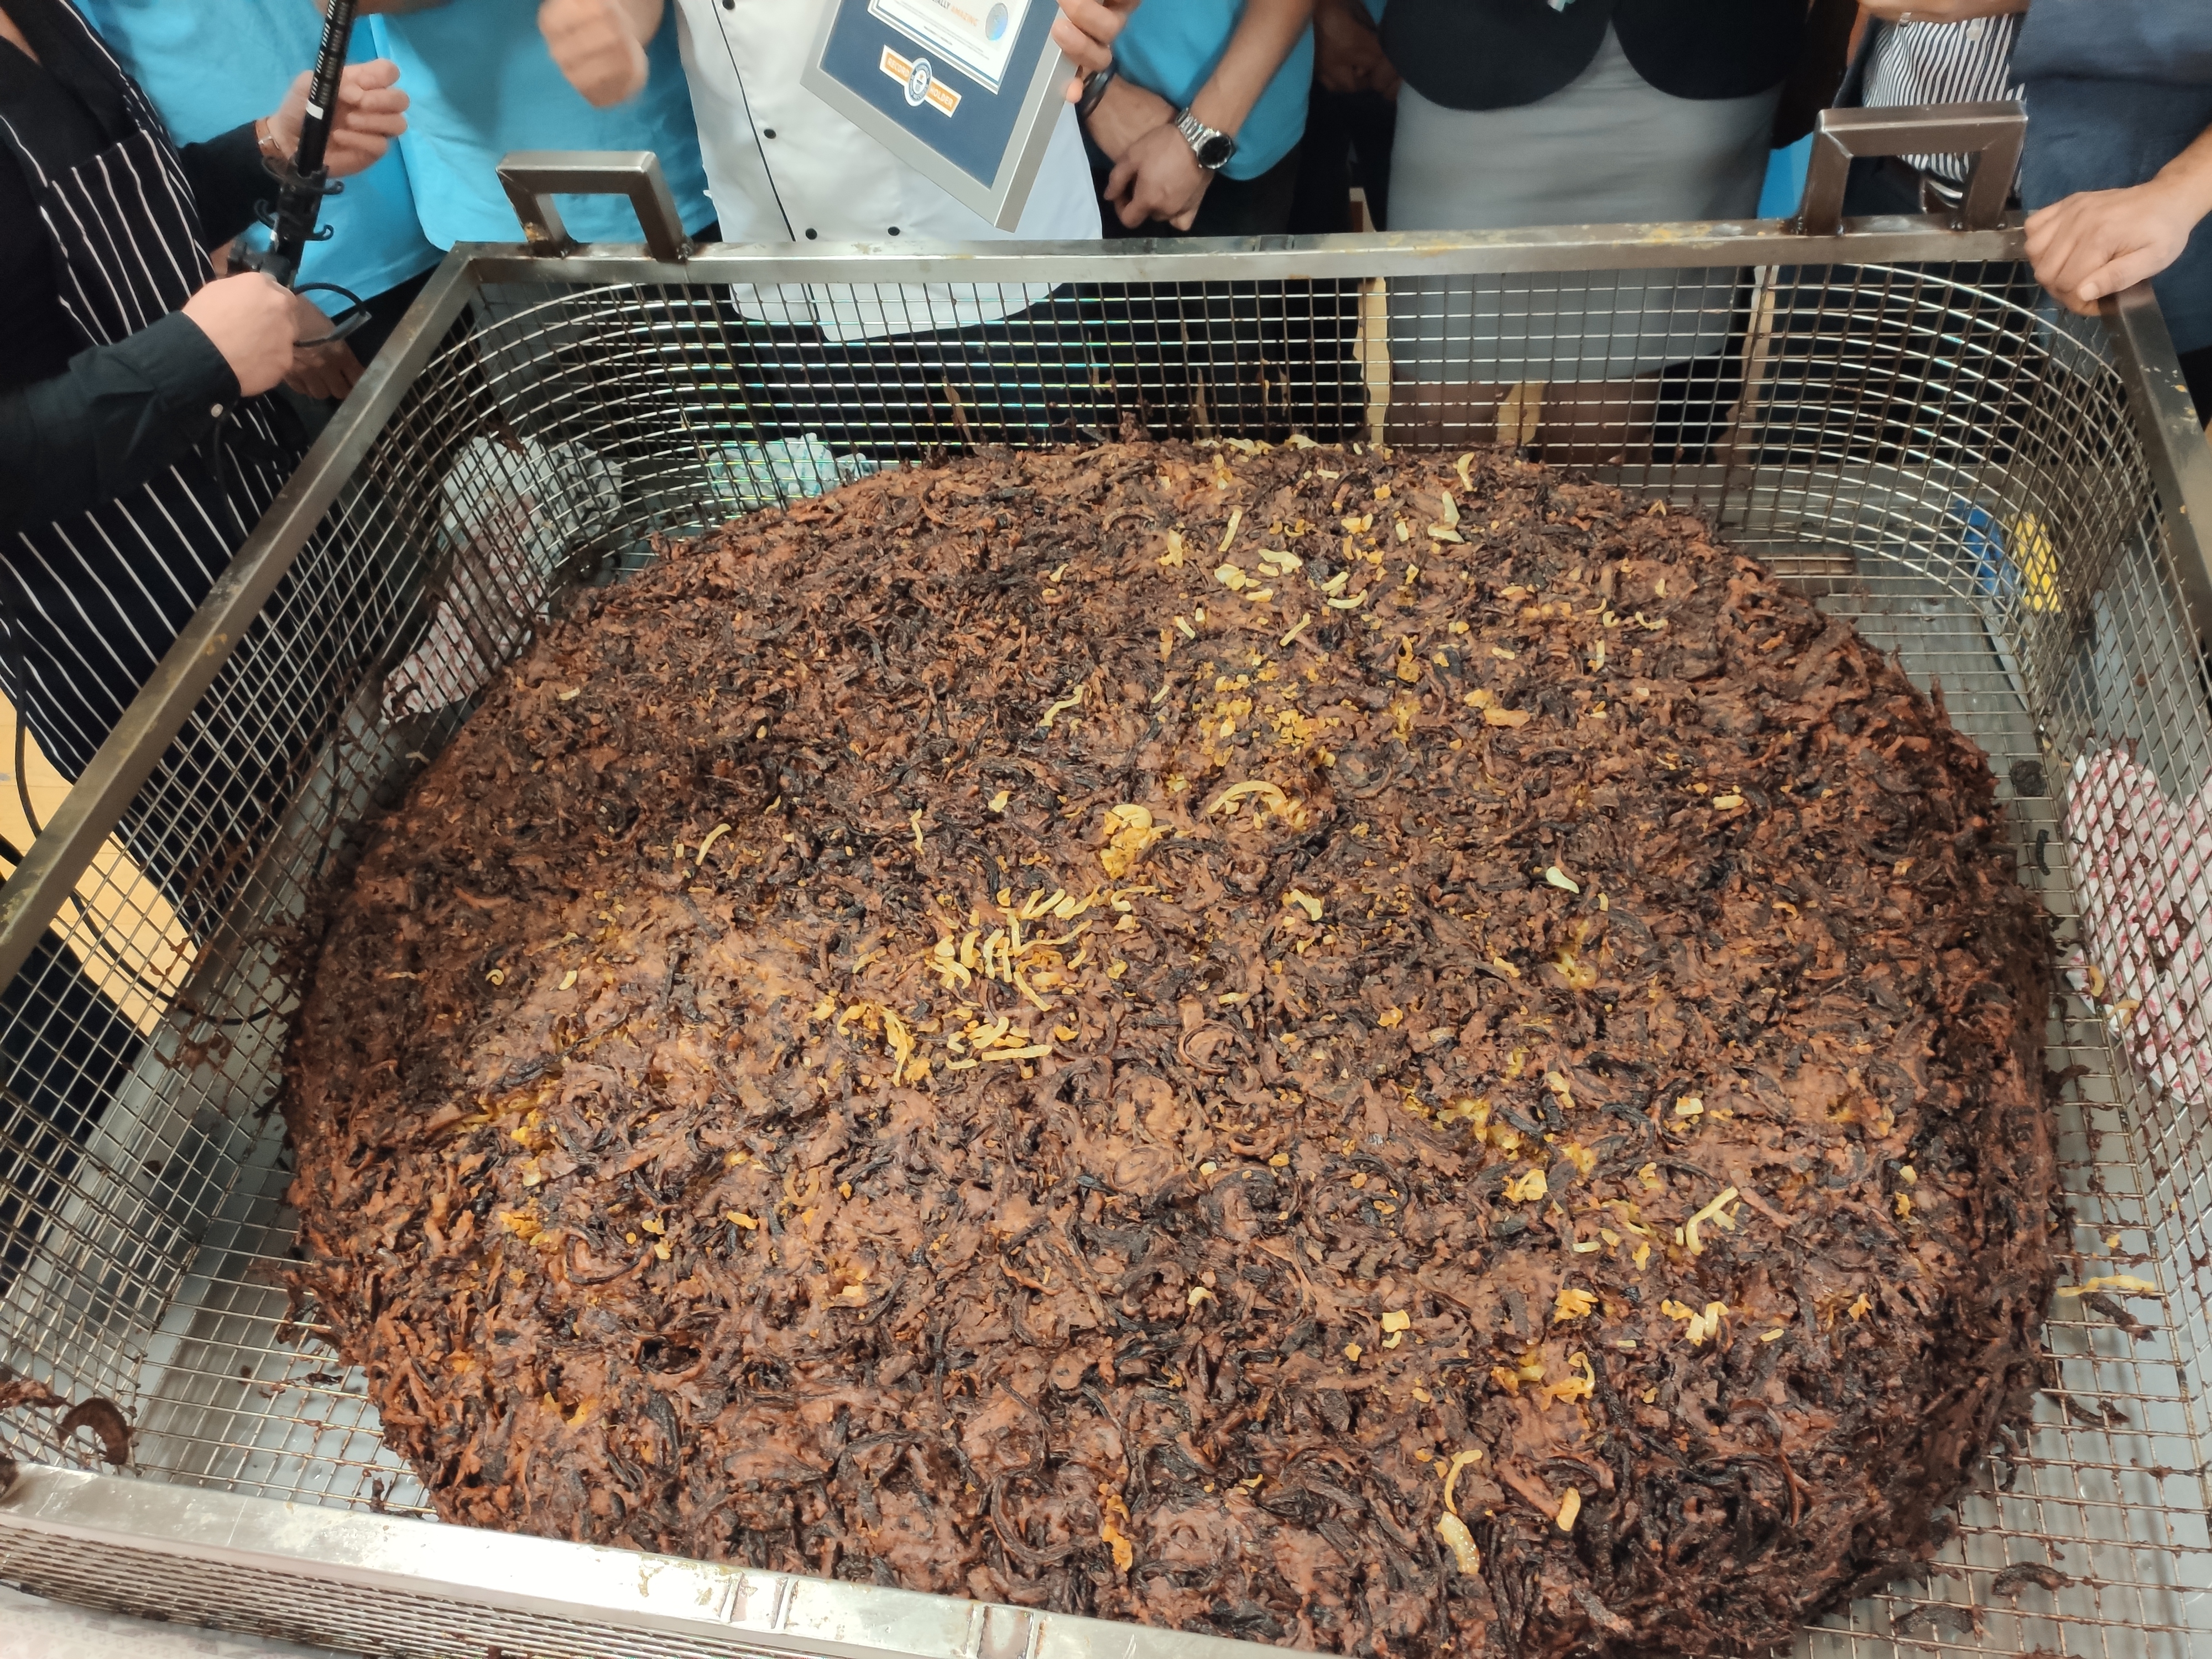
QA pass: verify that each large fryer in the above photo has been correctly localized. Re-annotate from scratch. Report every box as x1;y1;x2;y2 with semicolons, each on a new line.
6;107;2212;1659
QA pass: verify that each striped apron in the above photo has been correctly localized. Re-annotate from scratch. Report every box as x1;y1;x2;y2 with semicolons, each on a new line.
0;1;300;786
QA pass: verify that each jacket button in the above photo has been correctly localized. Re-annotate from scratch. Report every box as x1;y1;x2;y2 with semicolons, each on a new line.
209;403;226;419
805;228;817;239
763;128;776;139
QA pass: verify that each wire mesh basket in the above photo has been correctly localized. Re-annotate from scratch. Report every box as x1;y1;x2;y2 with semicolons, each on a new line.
8;127;2212;1659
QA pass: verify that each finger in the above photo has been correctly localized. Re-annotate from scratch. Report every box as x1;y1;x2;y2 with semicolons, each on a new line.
332;137;390;170
2047;223;2127;301
335;107;409;139
342;85;411;115
342;59;402;92
1050;16;1110;76
1105;156;1137;202
2028;215;2096;293
343;107;411;136
2077;245;2177;306
1059;0;1125;47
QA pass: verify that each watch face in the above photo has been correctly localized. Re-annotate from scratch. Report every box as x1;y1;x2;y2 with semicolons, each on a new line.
1196;130;1236;169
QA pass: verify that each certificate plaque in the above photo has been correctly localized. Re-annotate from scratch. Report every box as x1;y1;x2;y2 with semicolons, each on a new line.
801;0;1074;231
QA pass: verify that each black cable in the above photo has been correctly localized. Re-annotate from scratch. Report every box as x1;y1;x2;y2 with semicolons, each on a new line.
14;711;39;839
292;281;369;348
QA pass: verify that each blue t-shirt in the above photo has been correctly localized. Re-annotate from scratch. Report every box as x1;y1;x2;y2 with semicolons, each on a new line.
367;3;713;248
78;0;440;305
1113;1;1314;181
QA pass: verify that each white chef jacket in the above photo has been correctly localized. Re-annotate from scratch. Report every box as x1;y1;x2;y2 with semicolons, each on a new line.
670;0;1102;341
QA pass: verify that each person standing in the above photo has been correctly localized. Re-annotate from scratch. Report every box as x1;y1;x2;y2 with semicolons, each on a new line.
538;0;1103;447
1371;0;1806;457
362;0;715;249
2012;0;2212;419
1289;0;1396;235
1078;0;1317;238
77;0;442;409
0;0;405;779
1839;0;2028;219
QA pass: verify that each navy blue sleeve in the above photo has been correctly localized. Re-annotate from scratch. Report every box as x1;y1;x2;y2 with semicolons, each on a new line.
2013;0;2212;88
178;121;274;250
0;311;239;533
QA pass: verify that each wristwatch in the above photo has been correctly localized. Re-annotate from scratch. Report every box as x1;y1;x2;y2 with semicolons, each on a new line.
1173;108;1237;173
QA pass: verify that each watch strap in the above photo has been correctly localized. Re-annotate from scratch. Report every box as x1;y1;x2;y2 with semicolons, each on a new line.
1076;63;1117;121
1173;108;1235;171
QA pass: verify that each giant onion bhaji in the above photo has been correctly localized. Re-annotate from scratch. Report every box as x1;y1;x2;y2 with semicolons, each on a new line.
288;441;2054;1658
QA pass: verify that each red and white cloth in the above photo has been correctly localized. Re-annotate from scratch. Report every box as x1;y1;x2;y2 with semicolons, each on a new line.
2063;745;2212;1106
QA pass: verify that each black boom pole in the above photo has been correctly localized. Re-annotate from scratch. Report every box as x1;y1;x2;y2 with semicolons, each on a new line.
241;0;361;291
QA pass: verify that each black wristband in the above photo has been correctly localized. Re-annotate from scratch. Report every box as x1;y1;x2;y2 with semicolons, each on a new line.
1076;64;1117;121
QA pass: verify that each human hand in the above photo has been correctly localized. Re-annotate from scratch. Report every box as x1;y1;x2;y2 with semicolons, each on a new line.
282;290;366;401
1859;0;2027;19
1055;0;1136;95
539;0;660;108
1105;121;1212;231
1314;0;1397;97
267;60;409;178
1081;75;1176;164
2026;182;2206;316
180;273;298;398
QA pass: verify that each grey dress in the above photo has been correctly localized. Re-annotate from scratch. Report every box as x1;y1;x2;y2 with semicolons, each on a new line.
1386;25;1780;383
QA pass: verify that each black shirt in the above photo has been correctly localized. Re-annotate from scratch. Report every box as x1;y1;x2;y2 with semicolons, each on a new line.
0;26;108;385
1381;0;1806;112
0;0;274;531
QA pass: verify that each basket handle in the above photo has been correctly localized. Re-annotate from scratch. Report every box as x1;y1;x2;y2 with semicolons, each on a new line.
496;150;694;261
1791;101;2026;236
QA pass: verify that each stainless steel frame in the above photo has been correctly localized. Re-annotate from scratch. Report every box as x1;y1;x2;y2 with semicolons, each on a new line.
498;150;698;263
9;123;2212;1659
1793;102;2027;236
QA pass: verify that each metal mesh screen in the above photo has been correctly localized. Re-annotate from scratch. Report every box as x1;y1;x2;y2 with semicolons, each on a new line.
0;1519;825;1659
4;242;2212;1659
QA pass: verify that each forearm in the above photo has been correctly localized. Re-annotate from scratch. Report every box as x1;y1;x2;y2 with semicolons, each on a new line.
0;316;238;534
2150;122;2212;227
1084;76;1176;163
177;123;270;251
1188;0;1312;136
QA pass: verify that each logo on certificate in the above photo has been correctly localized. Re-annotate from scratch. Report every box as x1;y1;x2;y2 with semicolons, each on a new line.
880;44;962;114
869;0;1030;96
